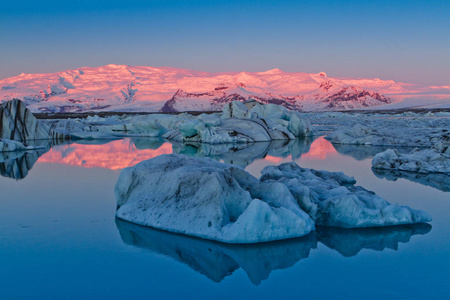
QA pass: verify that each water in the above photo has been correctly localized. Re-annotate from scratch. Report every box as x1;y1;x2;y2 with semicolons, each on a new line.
0;137;449;299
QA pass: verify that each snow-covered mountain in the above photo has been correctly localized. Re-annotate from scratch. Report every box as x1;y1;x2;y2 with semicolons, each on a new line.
1;64;449;113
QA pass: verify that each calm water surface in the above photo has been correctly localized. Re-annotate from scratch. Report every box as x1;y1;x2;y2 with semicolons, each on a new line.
0;137;448;299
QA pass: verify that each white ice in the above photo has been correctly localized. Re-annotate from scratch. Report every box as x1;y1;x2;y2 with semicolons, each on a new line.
372;148;450;174
115;155;431;243
115;154;315;244
260;162;432;228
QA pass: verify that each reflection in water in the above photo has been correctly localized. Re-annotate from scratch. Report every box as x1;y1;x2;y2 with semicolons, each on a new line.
172;138;314;168
38;138;173;170
373;168;450;192
301;136;338;160
116;219;431;285
0;139;57;180
332;144;414;161
316;224;432;257
116;219;316;285
1;136;316;179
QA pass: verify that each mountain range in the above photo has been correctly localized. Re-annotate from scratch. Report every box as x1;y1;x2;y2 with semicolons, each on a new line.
1;64;449;113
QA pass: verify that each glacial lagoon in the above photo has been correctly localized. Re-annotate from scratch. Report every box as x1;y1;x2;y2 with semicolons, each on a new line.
1;136;449;299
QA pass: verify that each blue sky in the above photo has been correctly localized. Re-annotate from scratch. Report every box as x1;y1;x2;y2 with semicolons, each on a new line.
1;0;449;85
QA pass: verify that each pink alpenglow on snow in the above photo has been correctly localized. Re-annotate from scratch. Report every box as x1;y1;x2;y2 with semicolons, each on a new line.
1;64;449;113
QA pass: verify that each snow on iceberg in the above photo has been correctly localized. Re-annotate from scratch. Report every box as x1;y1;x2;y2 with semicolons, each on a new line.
260;162;431;228
372;148;450;174
115;154;315;243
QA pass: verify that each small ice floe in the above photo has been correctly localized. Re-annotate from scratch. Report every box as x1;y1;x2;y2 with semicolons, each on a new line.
260;163;431;228
115;154;431;243
115;154;315;243
372;148;450;174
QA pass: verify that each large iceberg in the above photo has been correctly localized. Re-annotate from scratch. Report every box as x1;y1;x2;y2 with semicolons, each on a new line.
115;154;315;243
260;163;431;228
115;154;431;243
42;101;313;144
1;99;66;143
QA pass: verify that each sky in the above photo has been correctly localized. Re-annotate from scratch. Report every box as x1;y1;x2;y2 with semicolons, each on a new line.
0;0;449;85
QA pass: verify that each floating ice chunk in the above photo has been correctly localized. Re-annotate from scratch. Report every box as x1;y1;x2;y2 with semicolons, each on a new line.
163;118;275;144
432;132;450;155
0;99;67;142
260;162;431;228
372;148;450;174
326;123;448;150
114;154;314;243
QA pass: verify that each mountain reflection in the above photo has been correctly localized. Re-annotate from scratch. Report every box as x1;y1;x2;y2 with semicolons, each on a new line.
373;168;450;192
115;219;431;285
0;136;320;180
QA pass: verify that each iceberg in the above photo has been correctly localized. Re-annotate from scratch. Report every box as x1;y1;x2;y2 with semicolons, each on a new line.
0;99;66;142
372;148;450;174
115;154;315;243
41;101;313;144
114;154;431;244
260;162;431;228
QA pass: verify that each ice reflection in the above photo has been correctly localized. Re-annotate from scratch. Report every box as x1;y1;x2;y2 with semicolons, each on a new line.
116;219;431;285
0;140;57;180
316;224;432;257
116;218;317;285
0;136;318;179
171;138;314;168
331;144;414;161
372;168;450;192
